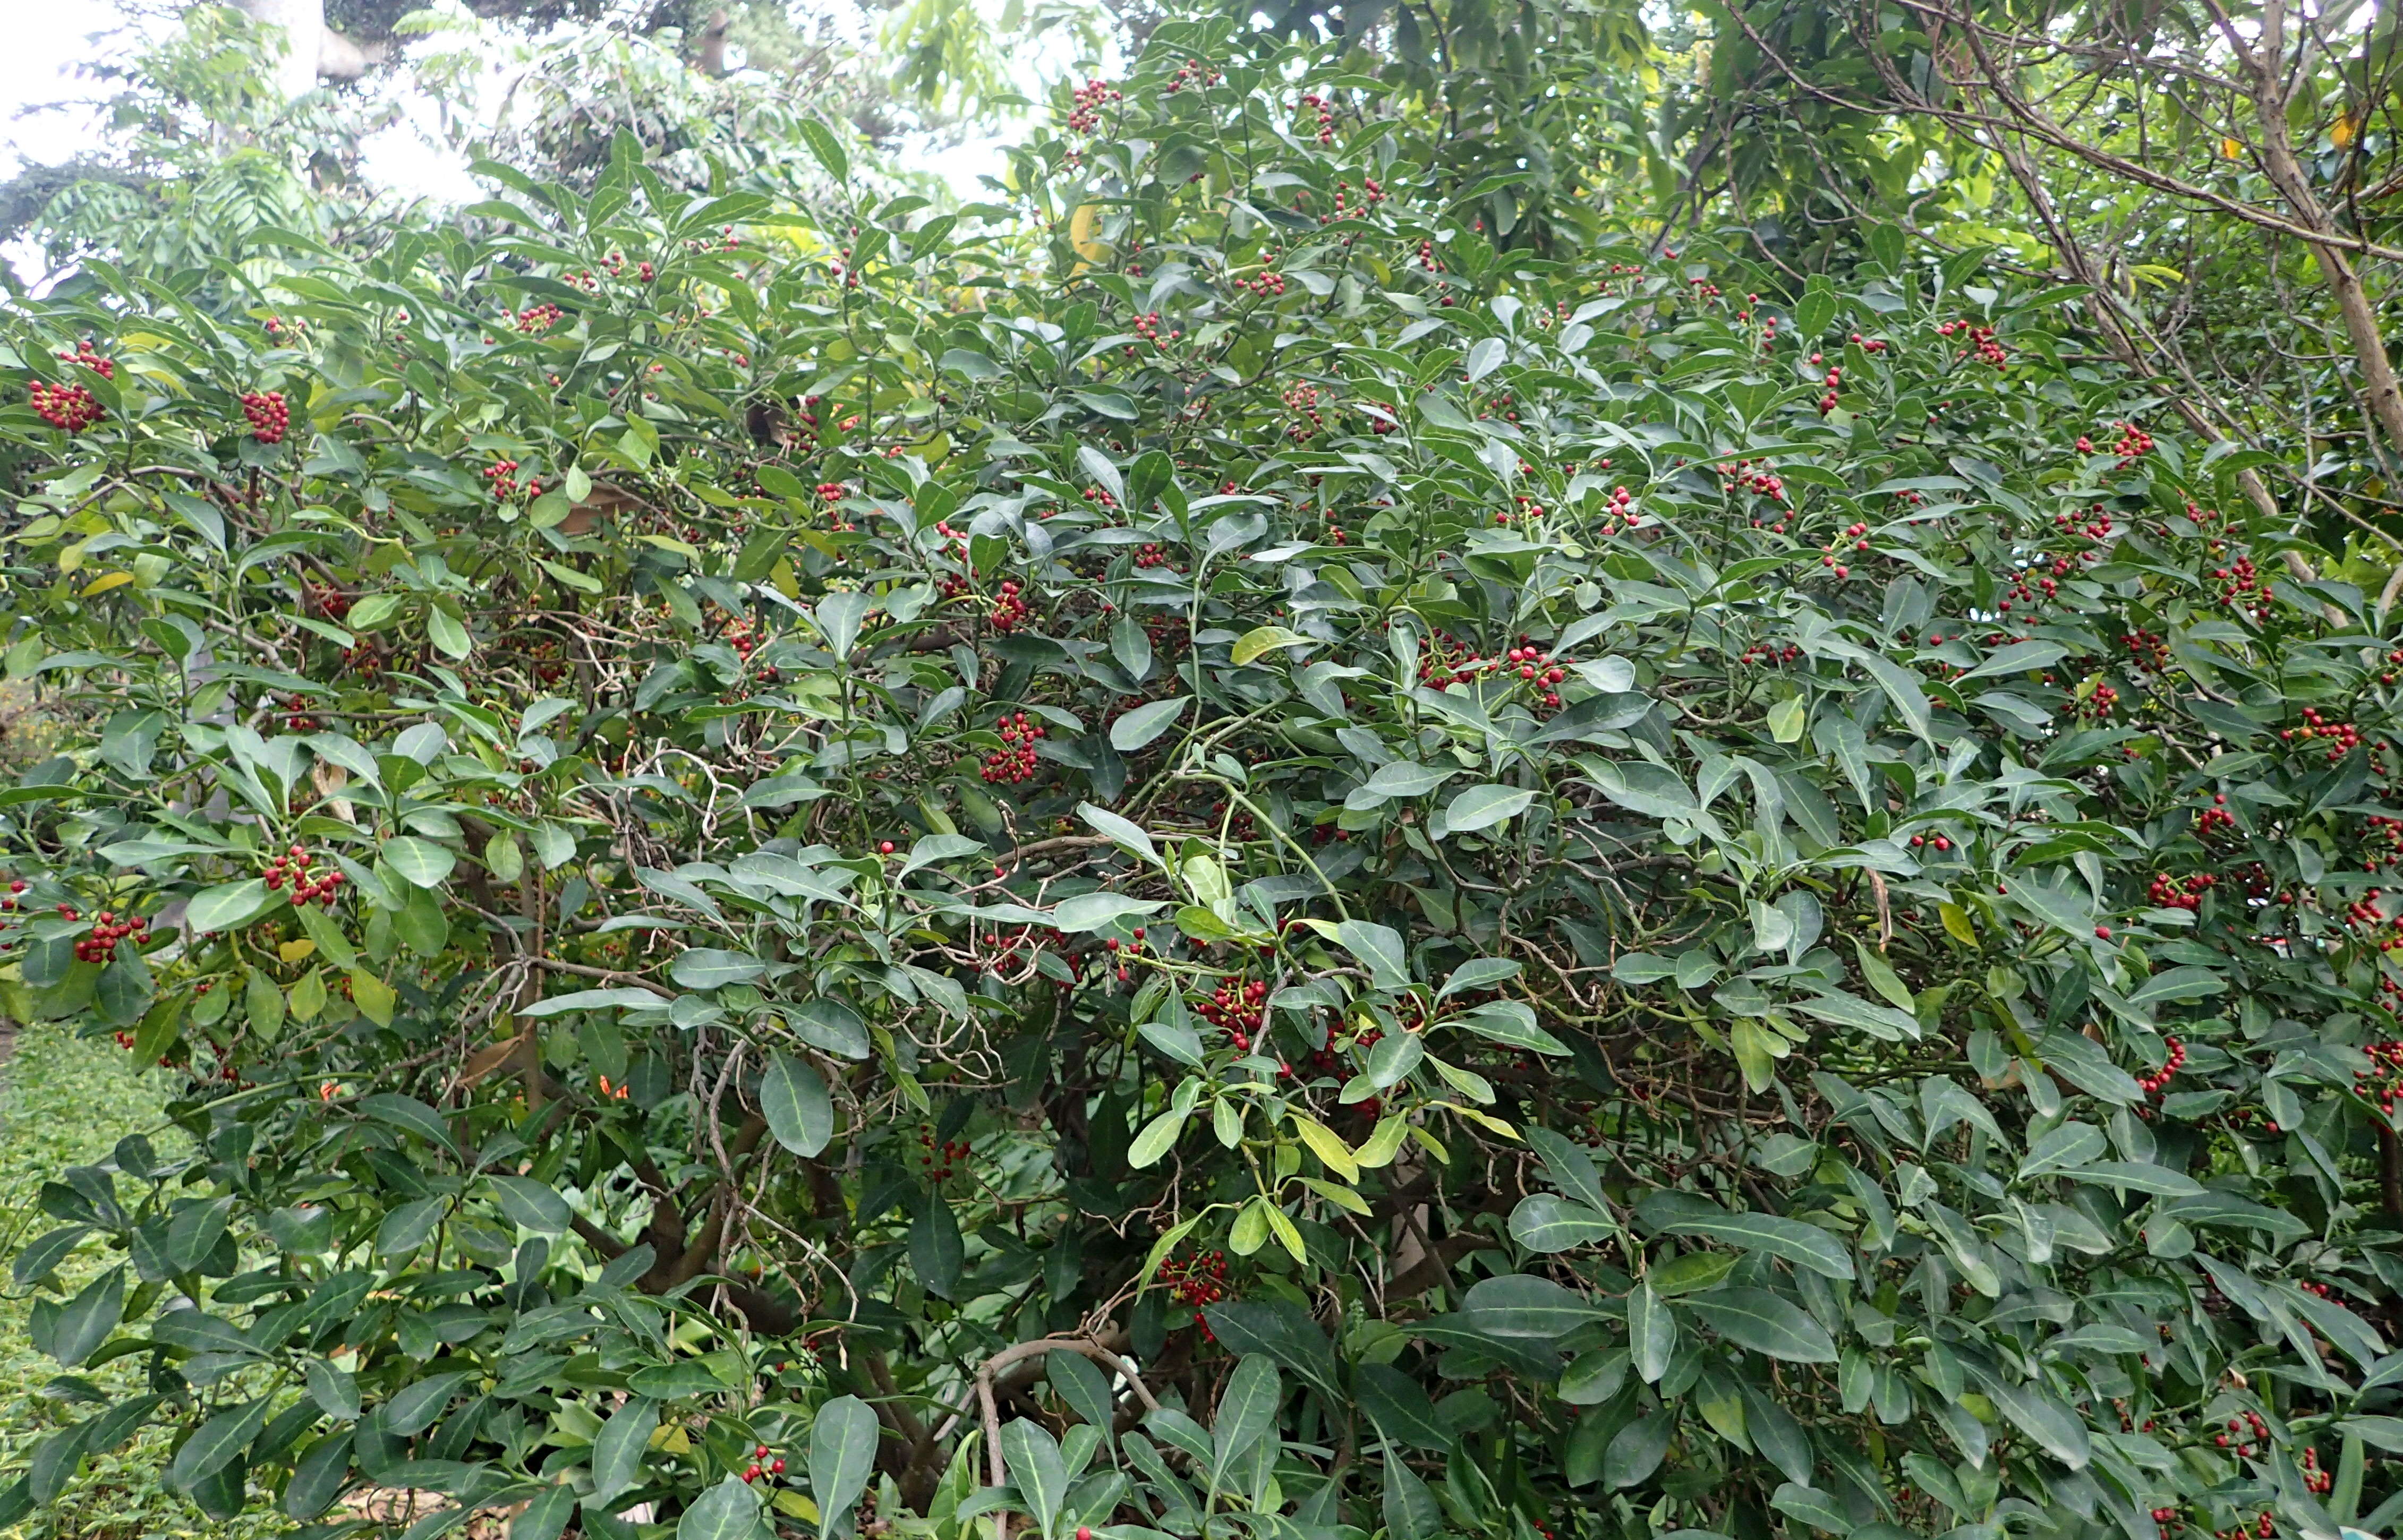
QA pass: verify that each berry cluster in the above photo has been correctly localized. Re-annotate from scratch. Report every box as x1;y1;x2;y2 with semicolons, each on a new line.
1155;1248;1231;1333
1815;363;1844;416
1739;643;1803;665
1128;311;1179;352
2136;1036;2186;1096
1164;57;1223;94
2281;707;2361;762
740;1443;786;1484
241;390;290;444
1241;267;1288;297
2353;1040;2403;1114
1720;458;1788;501
1133;543;1177;570
1362;399;1398;434
1846;331;1891;353
1598;483;1638;536
1067;77;1121;133
2196;797;2236;836
1906;832;1956;852
2214;1410;2271;1458
484;458;538;500
515;303;563;333
1938;318;2009;367
265;844;345;908
30;378;104;434
2111;421;2154;464
1281;381;1324;440
2074;682;2120;722
1197;976;1268;1051
1098;928;1152;984
990;579;1029;631
915;1124;971;1181
2146;872;2217;912
1297;91;1335;144
2211;554;2272;621
979;712;1045;784
1818;521;1871;580
73;909;147;964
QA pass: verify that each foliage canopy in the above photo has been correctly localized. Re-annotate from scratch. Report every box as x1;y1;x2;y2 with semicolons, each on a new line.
1;11;2401;1540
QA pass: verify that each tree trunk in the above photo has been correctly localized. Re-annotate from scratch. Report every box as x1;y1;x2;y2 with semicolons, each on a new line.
228;0;391;94
2236;0;2403;466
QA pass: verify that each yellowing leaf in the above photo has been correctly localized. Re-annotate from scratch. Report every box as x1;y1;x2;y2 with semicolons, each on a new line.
1439;1101;1520;1139
1069;203;1110;264
1264;1203;1309;1265
351;970;397;1028
1231;625;1309;665
80;571;134;597
1292;1115;1360;1181
775;1492;821;1521
278;938;318;964
1355;1114;1408;1167
288;967;327;1022
1939;902;1978;946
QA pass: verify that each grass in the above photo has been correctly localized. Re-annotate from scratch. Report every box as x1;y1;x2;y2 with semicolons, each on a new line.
0;1021;288;1540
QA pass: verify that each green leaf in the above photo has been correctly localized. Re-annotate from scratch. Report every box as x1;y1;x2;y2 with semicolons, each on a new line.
1460;1273;1609;1336
670;948;768;989
1333;920;1409;989
1647;1208;1854;1280
584;1403;653;1509
2063;1161;2205;1196
1210;1354;1281;1481
909;1195;964;1297
809;1396;880;1538
1510;1193;1617;1252
1442;782;1537;834
385;1370;475;1436
485;1175;571;1234
1770;1482;1851;1534
1000;1418;1068;1539
185;879;276;934
1383;1449;1444;1540
1629;1280;1674;1382
166;1395;270;1493
518;987;663;1017
1110;696;1190;751
47;1267;122;1367
1452;998;1569;1055
799;118;850;182
677;1476;766;1540
1852;942;1915;1010
1604;1411;1674;1488
1051;893;1164;932
1683;1288;1838;1362
2018;1120;2106;1178
1356;1361;1450;1449
382;836;456;889
761;1053;833;1157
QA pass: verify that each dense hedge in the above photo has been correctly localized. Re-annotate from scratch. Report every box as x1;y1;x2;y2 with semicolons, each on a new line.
0;16;2399;1540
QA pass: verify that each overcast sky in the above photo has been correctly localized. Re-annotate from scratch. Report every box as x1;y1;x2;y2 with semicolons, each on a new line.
0;0;117;172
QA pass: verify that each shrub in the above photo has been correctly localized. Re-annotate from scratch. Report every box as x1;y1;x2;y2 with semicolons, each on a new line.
0;16;2397;1540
